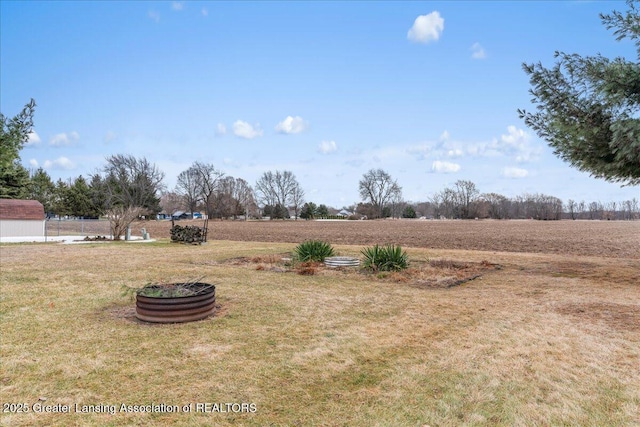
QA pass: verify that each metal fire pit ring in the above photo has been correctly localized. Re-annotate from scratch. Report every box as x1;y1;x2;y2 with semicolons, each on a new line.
135;283;216;323
324;256;360;268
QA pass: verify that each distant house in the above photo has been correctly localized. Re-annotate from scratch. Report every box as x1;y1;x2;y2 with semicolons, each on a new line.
171;211;203;220
0;199;46;238
171;211;190;220
337;209;353;217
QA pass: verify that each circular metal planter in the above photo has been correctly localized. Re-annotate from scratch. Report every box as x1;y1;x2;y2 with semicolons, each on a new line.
324;256;360;268
135;283;216;323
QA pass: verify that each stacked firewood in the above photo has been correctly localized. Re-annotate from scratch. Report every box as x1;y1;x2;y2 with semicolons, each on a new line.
170;225;205;244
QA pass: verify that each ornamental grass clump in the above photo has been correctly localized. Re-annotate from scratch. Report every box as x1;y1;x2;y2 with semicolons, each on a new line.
361;244;409;272
293;240;335;263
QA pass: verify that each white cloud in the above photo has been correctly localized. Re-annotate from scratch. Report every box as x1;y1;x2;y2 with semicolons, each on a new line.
493;125;541;163
422;128;539;165
466;145;480;156
502;167;529;179
470;42;486;59
49;131;79;147
233;120;263;139
172;2;183;11
432;132;468;159
407;11;444;44
29;159;39;168
447;148;464;157
275;116;309;134
215;123;227;136
500;125;528;146
43;156;75;170
318;140;337;154
26;131;41;147
148;10;160;23
431;160;460;173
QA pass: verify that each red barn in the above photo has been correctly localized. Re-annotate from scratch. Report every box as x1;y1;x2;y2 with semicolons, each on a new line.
0;199;46;239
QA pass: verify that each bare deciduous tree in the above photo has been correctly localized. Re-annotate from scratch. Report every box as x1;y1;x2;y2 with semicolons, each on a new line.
577;200;586;219
234;178;257;220
588;201;602;220
453;180;479;219
389;190;404;219
98;154;165;240
482;192;510;219
106;206;145;240
190;161;224;219
567;199;577;220
526;193;563;220
213;176;238;219
101;154;165;211
622;198;639;220
290;181;305;220
175;166;201;216
255;170;302;219
358;169;402;219
431;187;457;219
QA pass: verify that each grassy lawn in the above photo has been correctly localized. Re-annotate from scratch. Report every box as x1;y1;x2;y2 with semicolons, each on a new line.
1;239;639;426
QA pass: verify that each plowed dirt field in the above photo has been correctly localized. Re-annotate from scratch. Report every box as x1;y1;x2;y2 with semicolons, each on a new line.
139;219;639;259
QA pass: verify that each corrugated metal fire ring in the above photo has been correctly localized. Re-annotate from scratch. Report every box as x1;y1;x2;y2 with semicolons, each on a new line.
135;283;216;323
324;257;360;268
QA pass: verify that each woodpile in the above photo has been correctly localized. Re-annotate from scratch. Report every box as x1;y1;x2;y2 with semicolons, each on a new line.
170;224;206;244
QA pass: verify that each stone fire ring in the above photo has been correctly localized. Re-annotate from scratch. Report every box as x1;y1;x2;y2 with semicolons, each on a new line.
135;283;216;323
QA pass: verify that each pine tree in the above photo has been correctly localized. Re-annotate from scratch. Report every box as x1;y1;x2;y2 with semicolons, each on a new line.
519;1;639;186
28;168;56;213
0;99;36;198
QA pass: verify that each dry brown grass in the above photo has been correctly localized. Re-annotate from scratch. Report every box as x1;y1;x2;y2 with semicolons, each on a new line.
1;222;639;426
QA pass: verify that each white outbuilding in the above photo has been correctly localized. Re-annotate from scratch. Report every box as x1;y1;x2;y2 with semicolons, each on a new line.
0;199;46;239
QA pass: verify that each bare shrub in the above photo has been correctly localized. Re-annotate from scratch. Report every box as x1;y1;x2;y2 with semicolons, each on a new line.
106;206;145;241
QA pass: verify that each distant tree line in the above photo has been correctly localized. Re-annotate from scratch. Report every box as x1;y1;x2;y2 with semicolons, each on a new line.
17;164;640;224
347;171;639;221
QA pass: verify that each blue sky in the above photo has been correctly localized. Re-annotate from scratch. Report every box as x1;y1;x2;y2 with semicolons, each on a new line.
2;1;638;208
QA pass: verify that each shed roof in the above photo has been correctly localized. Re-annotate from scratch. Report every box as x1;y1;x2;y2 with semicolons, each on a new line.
0;199;45;220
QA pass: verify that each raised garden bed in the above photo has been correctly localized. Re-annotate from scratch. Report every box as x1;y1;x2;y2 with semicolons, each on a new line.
135;282;216;323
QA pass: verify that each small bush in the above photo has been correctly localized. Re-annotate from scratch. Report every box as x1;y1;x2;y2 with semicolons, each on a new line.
361;244;409;272
293;240;335;262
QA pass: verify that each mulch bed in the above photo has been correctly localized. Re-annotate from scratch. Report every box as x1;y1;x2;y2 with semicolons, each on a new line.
218;255;502;289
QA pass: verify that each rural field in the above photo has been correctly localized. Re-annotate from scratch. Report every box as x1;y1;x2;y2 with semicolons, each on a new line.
48;218;640;258
2;220;639;426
